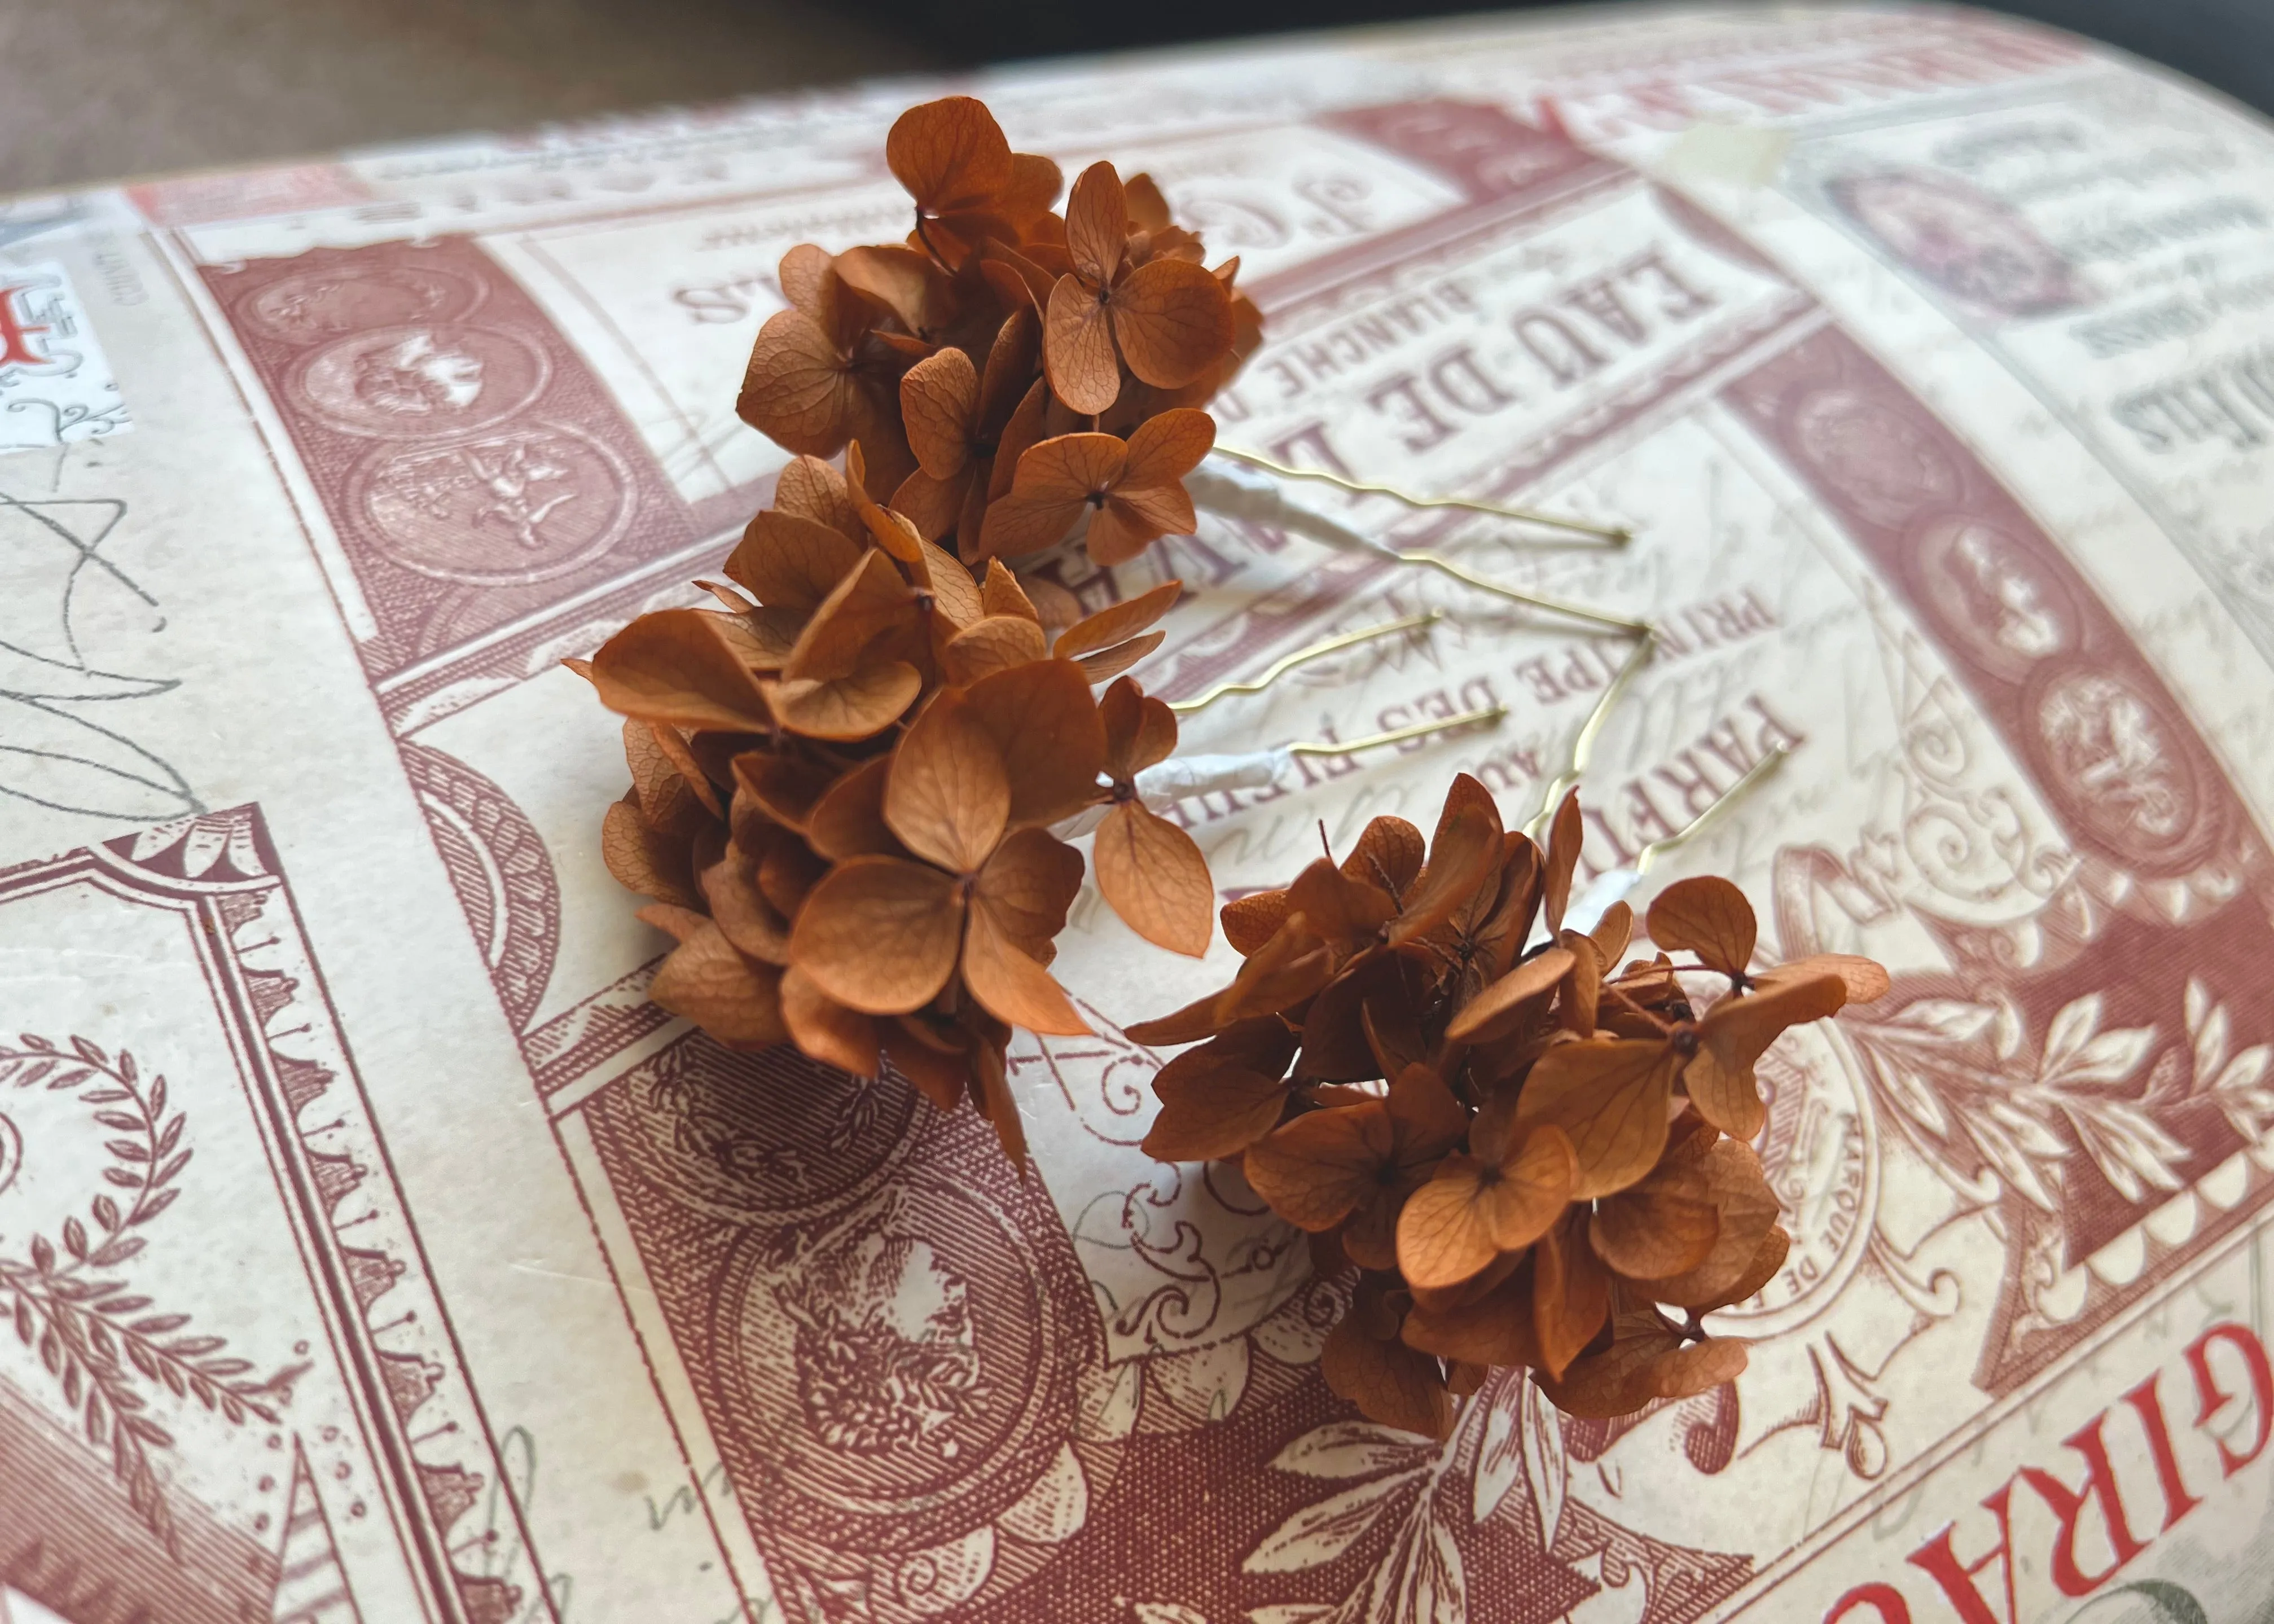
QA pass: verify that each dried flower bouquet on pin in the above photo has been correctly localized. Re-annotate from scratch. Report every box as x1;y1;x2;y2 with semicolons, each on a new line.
1127;780;1890;1429
577;95;1258;1162
737;95;1261;565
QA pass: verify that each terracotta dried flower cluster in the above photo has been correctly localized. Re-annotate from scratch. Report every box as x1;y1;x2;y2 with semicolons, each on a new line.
581;96;1244;1160
739;95;1259;565
1129;782;1890;1428
583;91;1893;1429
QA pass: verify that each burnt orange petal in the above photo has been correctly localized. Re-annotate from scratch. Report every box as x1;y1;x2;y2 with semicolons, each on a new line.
1516;1038;1682;1199
1100;676;1178;778
943;613;1049;683
843;443;924;563
925;554;985;640
1285;858;1396;947
963;902;1089;1035
889;467;968;543
1094;801;1213;956
1321;1311;1451;1441
1690;1225;1790;1316
1682;1043;1765;1141
1446;945;1573;1044
972;826;1085;958
776;243;836;327
986;383;1052;512
885;1026;972;1113
835;243;952;337
1063;160;1128;287
701;851;790;968
1221;889;1290;956
1109;257;1235;389
727;509;863;612
1701;971;1848;1070
591;608;774;733
1074;632;1165;686
1340;815;1425;900
1633;1140;1781;1307
1651;1337;1751;1404
757;836;824;917
978;484;1090;560
1760;952;1890;1003
1100;485;1200;553
1591;899;1634;969
1388;1066;1465;1165
603;796;698;907
1044;275;1122;416
1591;1163;1720;1280
887;96;1012;211
1243;1101;1394;1231
775;452;863;539
731;753;831;832
765;666;921;741
1647;875;1757;977
978;305;1042;424
1120;406;1217;488
782;965;881;1077
806;757;897;860
1542;787;1584;933
1123;172;1173;232
884;690;1010;872
900;346;980;477
1002;152;1064;221
1397;1125;1574;1290
783;548;912;683
1143;1064;1289;1162
963;657;1110;828
1396;1158;1501;1291
1531;1215;1613;1380
649;919;788;1048
1388;802;1503;945
1055;578;1182;659
789;854;964;1013
1556;933;1604;1035
737;309;857;455
980;559;1041;622
1402;1272;1542;1368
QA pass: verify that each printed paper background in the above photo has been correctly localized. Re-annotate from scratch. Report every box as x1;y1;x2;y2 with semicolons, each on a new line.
5;8;2274;1622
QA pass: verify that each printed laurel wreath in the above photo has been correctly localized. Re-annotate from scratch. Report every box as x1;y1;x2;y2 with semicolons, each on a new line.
581;92;1892;1425
1126;779;1890;1429
578;96;1251;1163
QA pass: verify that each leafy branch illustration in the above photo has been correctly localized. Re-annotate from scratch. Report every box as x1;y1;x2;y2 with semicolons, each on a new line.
0;1033;302;1554
1846;989;2183;1214
1231;1382;1547;1624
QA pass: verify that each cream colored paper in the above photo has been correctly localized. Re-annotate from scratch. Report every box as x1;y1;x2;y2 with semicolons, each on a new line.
5;8;2274;1622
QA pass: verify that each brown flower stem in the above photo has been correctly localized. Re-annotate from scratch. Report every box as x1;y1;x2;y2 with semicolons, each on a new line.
1599;982;1671;1033
912;212;951;270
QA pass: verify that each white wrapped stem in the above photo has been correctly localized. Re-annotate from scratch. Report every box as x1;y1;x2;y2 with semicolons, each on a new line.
1053;749;1291;839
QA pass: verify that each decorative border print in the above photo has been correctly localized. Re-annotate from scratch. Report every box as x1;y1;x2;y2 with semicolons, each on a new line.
0;261;131;456
0;806;549;1624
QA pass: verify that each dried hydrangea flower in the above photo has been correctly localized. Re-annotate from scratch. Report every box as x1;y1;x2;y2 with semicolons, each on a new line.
1132;779;1891;1428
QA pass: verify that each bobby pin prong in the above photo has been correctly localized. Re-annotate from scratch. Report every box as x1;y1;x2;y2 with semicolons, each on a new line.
1526;627;1658;837
1214;445;1632;546
1634;744;1791;875
1288;704;1507;758
1170;610;1443;714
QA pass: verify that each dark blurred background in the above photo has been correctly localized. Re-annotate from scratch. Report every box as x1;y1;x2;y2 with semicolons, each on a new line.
1;0;2267;197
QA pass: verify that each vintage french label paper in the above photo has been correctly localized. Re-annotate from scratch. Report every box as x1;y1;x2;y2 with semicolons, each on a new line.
5;7;2274;1623
0;260;130;455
